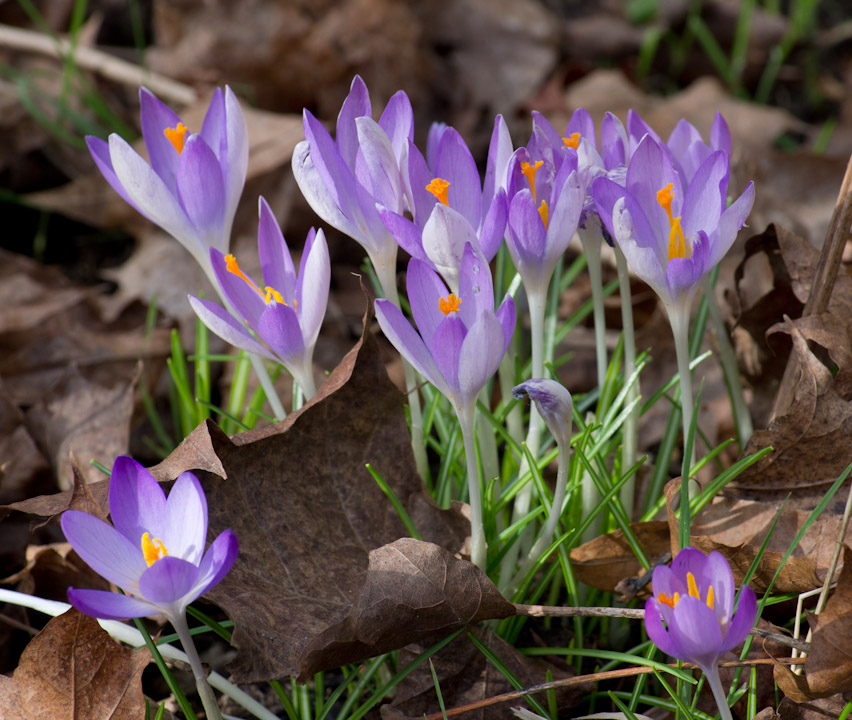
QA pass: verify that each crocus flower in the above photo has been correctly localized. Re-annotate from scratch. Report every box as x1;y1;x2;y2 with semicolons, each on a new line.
61;456;238;622
292;75;413;300
592;135;754;315
189;197;329;399
375;243;515;568
379;122;508;292
87;86;248;274
645;547;757;720
512;378;573;450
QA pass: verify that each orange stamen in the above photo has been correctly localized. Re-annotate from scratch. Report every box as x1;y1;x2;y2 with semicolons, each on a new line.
225;254;264;298
657;183;691;261
562;132;581;150
438;294;461;315
687;572;700;599
426;178;450;206
521;160;543;203
164;122;188;155
264;287;285;305
706;585;715;609
141;532;168;567
538;199;549;229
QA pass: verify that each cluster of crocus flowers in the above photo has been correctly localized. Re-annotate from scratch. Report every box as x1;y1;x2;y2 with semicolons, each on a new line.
62;456;238;720
87;87;248;276
645;547;757;720
376;244;515;568
189;197;330;399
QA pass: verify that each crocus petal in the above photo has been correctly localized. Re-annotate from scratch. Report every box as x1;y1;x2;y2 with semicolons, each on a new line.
496;295;517;351
86;136;143;214
711;112;732;157
162;471;208;565
356;116;404;212
222;86;249;232
199;87;225;158
643;597;680;659
627;109;663;151
426;122;447;171
191;529;240;599
478;188;508;261
61;510;149;591
665;234;707;298
626;136;680;246
405;141;438;227
671;546;708;578
108;134;197;260
188;295;276;361
483;115;513;215
379;90;414;168
507;189;548;287
512;378;573;448
544;169;583;259
421;203;478;291
456;311;506;407
601;112;628;170
292;141;362;241
682;151;727;239
379;206;428;264
458;243;495;327
258;302;306;366
68;587;160;621
567;108;596;148
139;87;182;194
669;596;724;670
375;299;449;397
257;197;295;301
295;228;330;348
720;585;757;654
108;456;167;545
708;181;755;268
336;75;371;170
435;127;482;229
704;550;735;622
177;135;227;252
431;314;467;398
406;258;450;346
610;196;668;300
139;556;200;605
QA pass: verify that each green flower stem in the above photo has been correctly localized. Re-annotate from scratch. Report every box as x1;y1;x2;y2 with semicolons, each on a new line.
500;287;546;583
614;246;639;517
578;225;608;391
171;613;223;720
668;304;695;473
701;274;752;450
458;404;486;569
705;665;734;720
373;253;429;482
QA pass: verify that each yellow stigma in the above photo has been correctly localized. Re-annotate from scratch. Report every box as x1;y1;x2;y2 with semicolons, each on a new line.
658;591;679;610
657;183;691;261
537;199;549;229
264;286;285;305
141;532;168;567
706;584;715;609
687;571;700;599
164;122;188;155
438;293;461;315
562;132;581;150
426;178;450;206
521;160;543;203
226;254;264;297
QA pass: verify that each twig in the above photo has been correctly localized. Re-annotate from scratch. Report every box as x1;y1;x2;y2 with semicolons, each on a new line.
0;23;196;106
414;657;804;720
771;151;852;419
513;604;810;652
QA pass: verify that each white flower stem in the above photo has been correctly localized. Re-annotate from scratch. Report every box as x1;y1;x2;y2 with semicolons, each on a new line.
701;274;752;450
373;254;429;482
171;612;224;720
705;664;735;720
578;226;607;391
500;287;546;585
668;304;695;474
614;247;639;517
458;404;486;569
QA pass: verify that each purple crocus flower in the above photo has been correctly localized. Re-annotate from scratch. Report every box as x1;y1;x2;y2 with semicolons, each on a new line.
375;243;515;417
189;197;329;399
645;547;757;720
379;122;508;292
87;87;248;273
592;135;754;314
61;456;238;622
292;75;413;300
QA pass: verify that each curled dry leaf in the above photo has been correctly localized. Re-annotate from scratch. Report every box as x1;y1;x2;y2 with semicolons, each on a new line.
0;608;148;720
774;547;852;701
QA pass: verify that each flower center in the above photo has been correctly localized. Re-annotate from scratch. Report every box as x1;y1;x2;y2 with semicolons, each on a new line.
141;532;168;567
438;293;461;315
656;183;691;262
521;160;543;204
164;122;188;155
657;571;715;611
225;254;287;306
426;178;450;206
562;132;581;150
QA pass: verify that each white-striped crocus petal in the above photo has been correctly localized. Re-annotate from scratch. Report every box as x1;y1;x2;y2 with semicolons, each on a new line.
294;227;330;350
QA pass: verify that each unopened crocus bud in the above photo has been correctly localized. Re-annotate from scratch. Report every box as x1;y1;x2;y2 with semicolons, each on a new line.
513;378;573;449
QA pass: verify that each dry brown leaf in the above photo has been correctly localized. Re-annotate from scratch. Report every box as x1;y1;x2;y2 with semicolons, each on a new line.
777;694;849;719
774;547;852;701
0;608;148;719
